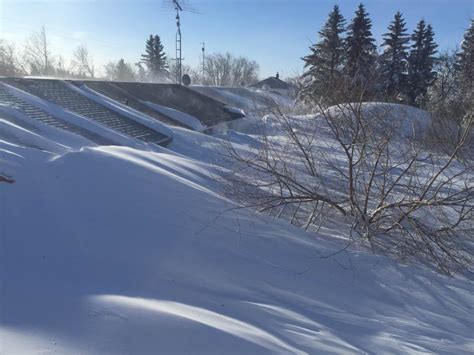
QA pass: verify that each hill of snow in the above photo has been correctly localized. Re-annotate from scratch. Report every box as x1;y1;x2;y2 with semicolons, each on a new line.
323;102;432;140
1;97;473;354
192;86;295;114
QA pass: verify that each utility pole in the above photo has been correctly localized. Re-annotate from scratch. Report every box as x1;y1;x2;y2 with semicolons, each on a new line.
201;42;205;84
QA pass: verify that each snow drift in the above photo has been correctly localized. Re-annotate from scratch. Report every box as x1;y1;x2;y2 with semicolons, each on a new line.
323;102;432;140
0;91;473;354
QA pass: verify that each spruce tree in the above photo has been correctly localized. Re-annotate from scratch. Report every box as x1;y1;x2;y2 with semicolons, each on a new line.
456;19;474;92
345;4;377;82
152;35;168;77
379;11;409;99
135;62;147;82
423;25;438;85
302;5;346;101
407;20;426;104
407;20;438;105
115;59;136;82
140;35;154;69
141;34;168;81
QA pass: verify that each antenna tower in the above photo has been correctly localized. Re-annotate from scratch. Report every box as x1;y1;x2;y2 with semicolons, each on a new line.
162;0;198;85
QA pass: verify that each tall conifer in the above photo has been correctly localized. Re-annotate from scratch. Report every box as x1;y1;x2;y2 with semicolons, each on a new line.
345;4;377;80
456;19;474;91
407;20;438;105
379;11;409;98
141;34;168;81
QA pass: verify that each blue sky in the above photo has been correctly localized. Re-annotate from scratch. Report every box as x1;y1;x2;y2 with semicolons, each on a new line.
1;0;473;78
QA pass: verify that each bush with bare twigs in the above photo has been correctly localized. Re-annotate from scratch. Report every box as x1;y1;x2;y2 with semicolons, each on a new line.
223;84;473;274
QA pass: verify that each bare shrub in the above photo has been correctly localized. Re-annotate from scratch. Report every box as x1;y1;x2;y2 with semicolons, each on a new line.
223;84;473;274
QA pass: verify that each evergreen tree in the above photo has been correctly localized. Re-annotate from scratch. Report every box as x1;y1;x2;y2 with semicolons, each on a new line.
135;62;147;82
141;35;154;64
105;59;136;82
116;59;136;81
407;20;426;103
379;11;409;99
345;4;377;82
407;20;438;105
141;34;168;81
302;5;346;101
456;19;474;92
423;24;438;82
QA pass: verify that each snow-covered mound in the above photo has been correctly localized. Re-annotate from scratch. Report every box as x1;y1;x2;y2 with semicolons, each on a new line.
324;102;432;140
141;101;206;132
192;86;296;113
1;113;472;354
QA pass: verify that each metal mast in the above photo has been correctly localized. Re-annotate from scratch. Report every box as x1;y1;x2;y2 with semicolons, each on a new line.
173;0;183;84
163;0;199;85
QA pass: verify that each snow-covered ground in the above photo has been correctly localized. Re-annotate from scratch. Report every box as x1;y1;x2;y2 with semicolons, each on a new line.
192;85;295;114
1;92;473;354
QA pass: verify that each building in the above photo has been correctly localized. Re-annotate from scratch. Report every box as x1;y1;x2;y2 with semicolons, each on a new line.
248;73;297;97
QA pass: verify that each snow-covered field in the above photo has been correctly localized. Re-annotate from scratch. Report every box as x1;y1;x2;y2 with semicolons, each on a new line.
1;90;473;354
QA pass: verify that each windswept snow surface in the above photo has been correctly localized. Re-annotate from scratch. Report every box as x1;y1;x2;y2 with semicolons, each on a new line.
192;86;295;113
324;102;432;140
1;100;473;354
141;101;205;132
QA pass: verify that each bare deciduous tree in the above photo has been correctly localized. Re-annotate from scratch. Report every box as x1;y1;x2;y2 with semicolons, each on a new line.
203;52;259;87
166;60;191;84
425;50;474;159
0;39;24;76
24;26;56;75
428;50;459;106
70;44;95;78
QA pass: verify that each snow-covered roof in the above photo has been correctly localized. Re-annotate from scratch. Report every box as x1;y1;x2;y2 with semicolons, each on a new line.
249;75;295;90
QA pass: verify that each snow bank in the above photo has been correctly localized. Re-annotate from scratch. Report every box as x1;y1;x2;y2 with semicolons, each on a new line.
1;128;473;354
254;89;296;109
192;86;263;112
141;100;205;132
192;86;296;113
324;102;432;140
0;116;85;154
223;105;245;117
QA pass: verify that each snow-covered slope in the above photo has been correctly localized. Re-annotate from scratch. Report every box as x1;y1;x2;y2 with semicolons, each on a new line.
1;100;473;354
192;85;296;113
324;102;432;140
141;101;206;132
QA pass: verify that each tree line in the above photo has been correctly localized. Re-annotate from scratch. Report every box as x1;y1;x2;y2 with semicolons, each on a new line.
223;5;473;274
301;4;473;108
0;28;259;86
